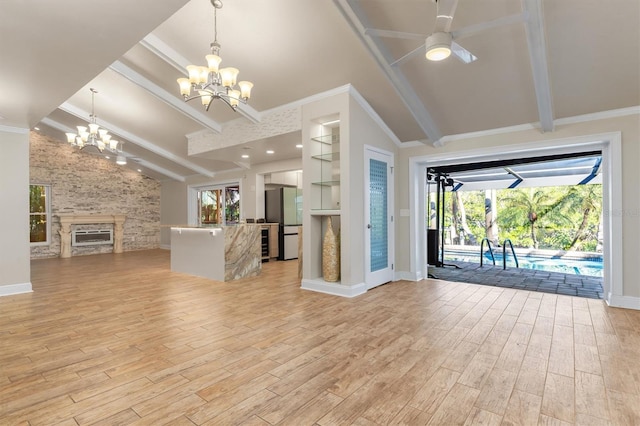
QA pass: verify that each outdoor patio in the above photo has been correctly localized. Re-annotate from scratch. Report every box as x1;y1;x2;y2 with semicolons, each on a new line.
428;261;604;299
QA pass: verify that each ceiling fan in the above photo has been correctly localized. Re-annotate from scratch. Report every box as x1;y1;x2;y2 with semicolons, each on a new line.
363;0;527;66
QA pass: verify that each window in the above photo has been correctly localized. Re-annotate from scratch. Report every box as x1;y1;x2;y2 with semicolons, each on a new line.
30;184;51;245
195;183;240;226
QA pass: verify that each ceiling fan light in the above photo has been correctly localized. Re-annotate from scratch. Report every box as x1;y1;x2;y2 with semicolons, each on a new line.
425;32;452;61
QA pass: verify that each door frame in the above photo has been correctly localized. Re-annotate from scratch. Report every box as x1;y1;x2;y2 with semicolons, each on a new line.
408;132;624;307
364;145;395;289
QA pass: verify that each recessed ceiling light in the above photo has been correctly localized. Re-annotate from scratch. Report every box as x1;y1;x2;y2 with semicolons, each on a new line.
137;169;142;173
241;154;249;159
105;156;110;160
296;144;303;148
266;150;274;154
34;126;40;131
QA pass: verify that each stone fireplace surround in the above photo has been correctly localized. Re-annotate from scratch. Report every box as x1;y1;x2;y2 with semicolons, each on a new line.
58;214;125;258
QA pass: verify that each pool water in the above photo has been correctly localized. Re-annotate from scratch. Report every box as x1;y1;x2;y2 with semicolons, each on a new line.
444;250;603;277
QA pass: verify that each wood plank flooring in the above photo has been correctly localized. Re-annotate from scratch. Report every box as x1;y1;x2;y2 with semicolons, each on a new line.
1;249;639;425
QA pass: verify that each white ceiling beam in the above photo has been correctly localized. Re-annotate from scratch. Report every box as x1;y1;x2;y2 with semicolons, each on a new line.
58;103;215;178
128;157;187;182
109;60;222;133
522;0;554;132
39;117;187;182
140;34;262;124
334;0;442;144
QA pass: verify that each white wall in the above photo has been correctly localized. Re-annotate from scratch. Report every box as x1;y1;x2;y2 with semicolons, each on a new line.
0;127;32;295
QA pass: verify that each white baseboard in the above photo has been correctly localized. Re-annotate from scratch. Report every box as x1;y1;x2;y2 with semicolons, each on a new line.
0;282;33;297
301;278;366;298
606;293;640;310
160;244;171;250
395;270;423;281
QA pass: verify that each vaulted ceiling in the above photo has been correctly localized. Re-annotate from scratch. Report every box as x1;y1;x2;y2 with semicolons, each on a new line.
2;0;638;181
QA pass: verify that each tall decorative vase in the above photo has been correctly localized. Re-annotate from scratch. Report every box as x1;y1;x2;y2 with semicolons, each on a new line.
322;216;340;282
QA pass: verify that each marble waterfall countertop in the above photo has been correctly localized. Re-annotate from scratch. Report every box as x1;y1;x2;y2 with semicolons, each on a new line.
170;225;262;282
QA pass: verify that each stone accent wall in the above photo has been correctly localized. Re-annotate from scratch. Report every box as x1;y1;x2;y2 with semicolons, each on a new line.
29;131;160;258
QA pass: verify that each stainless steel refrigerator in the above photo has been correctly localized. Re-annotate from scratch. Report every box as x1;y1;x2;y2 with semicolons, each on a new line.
265;187;302;260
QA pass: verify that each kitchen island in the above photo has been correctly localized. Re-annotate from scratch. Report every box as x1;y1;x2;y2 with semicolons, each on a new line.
170;225;262;282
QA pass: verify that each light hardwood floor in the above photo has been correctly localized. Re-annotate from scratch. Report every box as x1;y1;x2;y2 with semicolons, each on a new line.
1;249;639;425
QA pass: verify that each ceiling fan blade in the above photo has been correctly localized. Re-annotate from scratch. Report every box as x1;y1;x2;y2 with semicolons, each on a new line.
434;0;459;33
389;43;426;67
364;28;426;41
451;12;528;40
451;41;477;64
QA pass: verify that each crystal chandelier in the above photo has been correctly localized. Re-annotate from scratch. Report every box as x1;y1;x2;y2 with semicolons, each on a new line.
64;88;125;163
177;0;253;111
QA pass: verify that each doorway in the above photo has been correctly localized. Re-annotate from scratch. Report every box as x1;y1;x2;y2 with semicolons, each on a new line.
408;133;623;307
425;152;604;298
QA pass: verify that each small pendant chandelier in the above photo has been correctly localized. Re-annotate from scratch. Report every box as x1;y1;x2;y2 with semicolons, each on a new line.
177;0;253;111
65;88;125;163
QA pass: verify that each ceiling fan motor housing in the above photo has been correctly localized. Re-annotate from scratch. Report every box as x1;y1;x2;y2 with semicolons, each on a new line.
425;32;452;61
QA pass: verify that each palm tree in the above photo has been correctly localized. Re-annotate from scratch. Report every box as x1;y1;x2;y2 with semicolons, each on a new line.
556;185;602;251
499;187;570;249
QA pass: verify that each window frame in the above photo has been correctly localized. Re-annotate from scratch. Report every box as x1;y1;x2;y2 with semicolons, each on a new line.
188;181;242;226
29;184;52;246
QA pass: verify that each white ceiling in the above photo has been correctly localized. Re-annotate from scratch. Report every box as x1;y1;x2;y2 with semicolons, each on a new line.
2;0;638;181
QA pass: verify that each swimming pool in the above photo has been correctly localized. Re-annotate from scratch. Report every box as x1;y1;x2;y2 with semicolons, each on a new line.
443;248;603;277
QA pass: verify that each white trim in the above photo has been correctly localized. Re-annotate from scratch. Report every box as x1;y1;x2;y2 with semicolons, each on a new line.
0;282;33;297
160;244;171;250
408;132;626;307
555;106;640;126
395;270;422;281
606;295;640;310
438;123;540;146
0;124;29;134
301;279;367;298
415;106;639;148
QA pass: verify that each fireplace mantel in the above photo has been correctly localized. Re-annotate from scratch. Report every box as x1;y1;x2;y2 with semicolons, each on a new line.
58;214;126;258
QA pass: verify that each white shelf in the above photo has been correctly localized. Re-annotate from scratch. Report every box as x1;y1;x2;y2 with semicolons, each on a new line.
310;209;341;216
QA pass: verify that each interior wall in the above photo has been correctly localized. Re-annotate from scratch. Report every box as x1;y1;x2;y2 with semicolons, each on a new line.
0;127;31;295
396;113;640;299
349;97;398;286
29;132;161;258
160;180;188;248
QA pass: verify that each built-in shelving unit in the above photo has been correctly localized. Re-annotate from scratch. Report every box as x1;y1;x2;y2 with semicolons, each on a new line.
310;132;341;212
305;119;344;287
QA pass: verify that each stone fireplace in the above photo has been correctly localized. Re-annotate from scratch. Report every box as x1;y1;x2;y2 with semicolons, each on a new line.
58;214;125;258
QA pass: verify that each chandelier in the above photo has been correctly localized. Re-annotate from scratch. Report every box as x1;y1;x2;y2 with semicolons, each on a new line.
65;88;125;163
177;0;253;111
